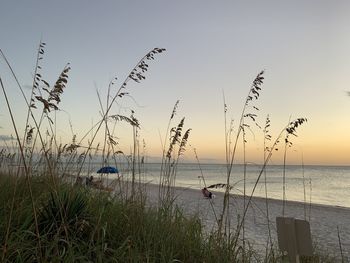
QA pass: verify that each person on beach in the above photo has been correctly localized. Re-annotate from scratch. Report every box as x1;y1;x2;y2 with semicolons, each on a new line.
201;187;213;199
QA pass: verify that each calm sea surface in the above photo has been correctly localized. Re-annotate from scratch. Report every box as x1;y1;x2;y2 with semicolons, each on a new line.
94;163;350;208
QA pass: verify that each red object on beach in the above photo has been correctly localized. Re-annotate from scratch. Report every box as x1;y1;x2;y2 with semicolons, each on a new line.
201;187;212;199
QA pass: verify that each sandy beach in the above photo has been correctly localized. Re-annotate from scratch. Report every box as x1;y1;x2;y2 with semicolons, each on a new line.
142;183;350;258
79;174;349;259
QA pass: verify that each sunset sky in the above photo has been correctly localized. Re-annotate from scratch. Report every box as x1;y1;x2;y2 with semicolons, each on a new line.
1;0;350;165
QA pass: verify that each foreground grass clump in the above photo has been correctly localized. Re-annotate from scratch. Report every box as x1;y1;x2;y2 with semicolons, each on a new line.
0;174;255;262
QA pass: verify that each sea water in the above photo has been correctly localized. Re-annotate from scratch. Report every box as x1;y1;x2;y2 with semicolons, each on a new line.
94;163;350;208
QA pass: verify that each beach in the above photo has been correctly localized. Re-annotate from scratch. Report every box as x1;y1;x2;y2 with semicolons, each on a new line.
73;171;350;259
142;183;350;258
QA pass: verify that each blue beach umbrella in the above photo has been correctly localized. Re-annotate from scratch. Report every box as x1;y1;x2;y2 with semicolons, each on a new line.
97;166;119;174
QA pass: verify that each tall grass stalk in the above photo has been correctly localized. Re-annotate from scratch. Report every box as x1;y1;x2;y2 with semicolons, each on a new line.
131;111;138;198
282;126;288;216
22;41;44;168
193;148;219;225
309;173;312;222
0;77;42;261
76;48;166;181
337;226;345;263
242;128;247;249
1;46;87;261
95;87;126;196
159;115;191;207
158;100;179;204
232;118;307;249
222;94;230;233
301;153;307;220
28;63;71;176
219;71;264;235
263;115;274;258
0;47;60;185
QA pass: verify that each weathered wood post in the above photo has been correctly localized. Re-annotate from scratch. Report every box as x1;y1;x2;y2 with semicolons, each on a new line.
276;217;313;263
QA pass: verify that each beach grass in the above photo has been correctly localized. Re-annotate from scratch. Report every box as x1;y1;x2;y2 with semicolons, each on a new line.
0;173;263;262
0;44;347;262
0;173;342;262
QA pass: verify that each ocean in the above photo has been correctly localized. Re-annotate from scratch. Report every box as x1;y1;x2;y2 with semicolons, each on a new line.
91;163;350;208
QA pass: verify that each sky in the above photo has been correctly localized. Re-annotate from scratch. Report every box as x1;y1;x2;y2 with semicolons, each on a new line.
1;0;350;165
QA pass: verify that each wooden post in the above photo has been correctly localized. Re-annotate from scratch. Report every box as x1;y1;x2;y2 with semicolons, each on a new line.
276;217;313;262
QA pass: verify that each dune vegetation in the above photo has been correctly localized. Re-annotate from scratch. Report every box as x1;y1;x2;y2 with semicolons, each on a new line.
0;44;342;262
